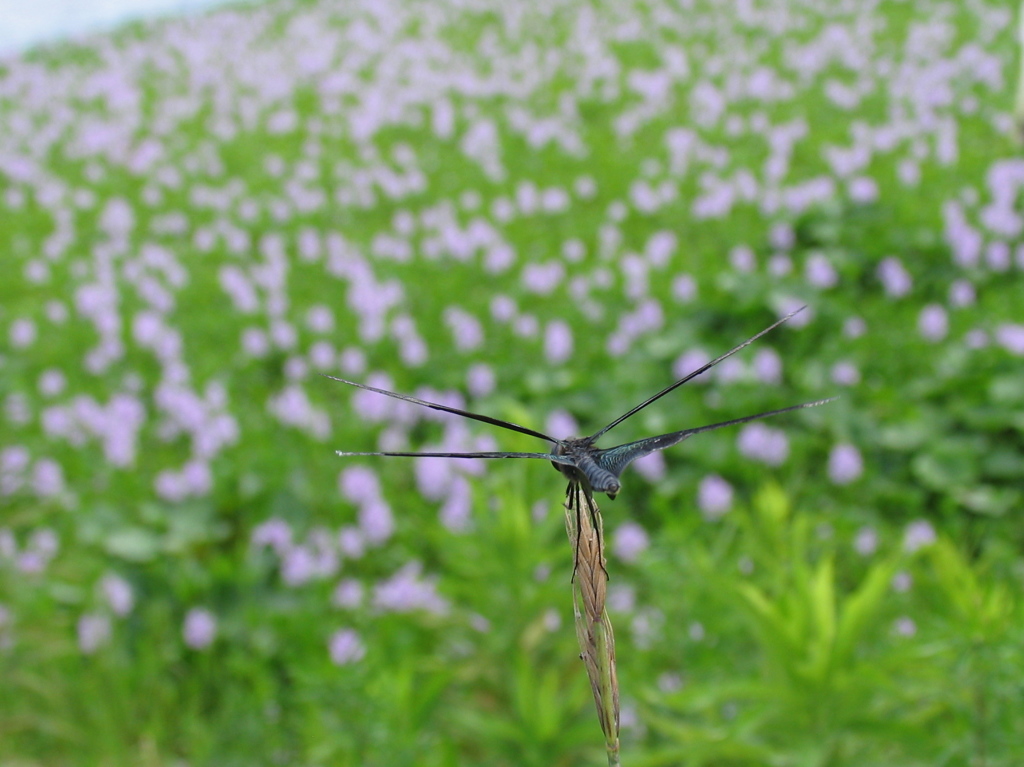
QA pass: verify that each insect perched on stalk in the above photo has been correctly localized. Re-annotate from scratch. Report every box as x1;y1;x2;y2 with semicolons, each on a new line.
329;306;834;510
330;306;834;765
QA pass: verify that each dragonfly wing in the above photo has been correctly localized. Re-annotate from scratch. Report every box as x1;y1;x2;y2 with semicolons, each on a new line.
336;450;577;466
324;374;555;443
595;433;692;478
595;397;837;477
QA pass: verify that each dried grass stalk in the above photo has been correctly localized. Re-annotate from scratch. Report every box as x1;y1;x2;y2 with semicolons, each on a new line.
564;481;621;766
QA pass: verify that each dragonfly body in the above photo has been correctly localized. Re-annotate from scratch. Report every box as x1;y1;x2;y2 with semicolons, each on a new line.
331;306;835;501
552;438;622;499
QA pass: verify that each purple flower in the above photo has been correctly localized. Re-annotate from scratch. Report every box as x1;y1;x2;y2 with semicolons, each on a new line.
893;617;916;637
337;527;365;559
698;474;733;520
948;280;975;308
373;562;449;615
805;253;838;288
995;324;1024;355
607;584;636;612
737;423;789;465
831;361;861;386
32;458;65;497
306;305;334;333
544;320;573;364
828;443;863;484
339;467;381;504
241;328;269;357
574;176;597;198
444;308;483;351
466;364;495;398
281;545;317;586
892;571;912;593
545;409;578;440
522;262;566;295
332;579;364;609
848;176;879;202
877;257;912;297
903;520;936;552
672;349;711;382
752;347;782;384
854;526;878;556
359;498;395;545
768;254;792;277
183;608;217;650
101;574;134;617
339;347;366;375
252;518;293;554
843;316;866;338
671;274;697;303
612;521;650;563
38;370;66;397
439;476;473;532
77;613;112;654
918;304;948;342
9;318;36;348
632;451;666;482
729;245;755;272
329;628;366;665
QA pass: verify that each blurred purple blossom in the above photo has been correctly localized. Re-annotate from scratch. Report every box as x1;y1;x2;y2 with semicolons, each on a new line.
876;257;912;297
607;583;636;613
306;305;335;333
329;628;366;665
893;617;917;637
737;423;789;466
995;324;1024;355
903;519;936;552
38;370;66;397
444;308;483;351
805;253;838;288
612;521;649;563
332;579;364;610
100;574;134;616
698;474;733;520
892;571;912;593
751;347;782;384
545;409;578;440
729;245;755;272
768;254;792;277
843;316;866;338
9;318;37;348
632;451;666;482
183;608;217;650
359;498;395;545
854;526;879;556
671;274;697;303
252;518;293;555
522;262;566;295
918;304;948;342
948;280;975;308
466;364;495;398
78;613;112;654
544;320;574;364
828;443;863;484
373;562;449;615
439;476;473;532
831;361;861;386
337;527;366;559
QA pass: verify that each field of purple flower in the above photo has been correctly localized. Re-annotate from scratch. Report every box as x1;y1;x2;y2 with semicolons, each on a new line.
2;0;1024;764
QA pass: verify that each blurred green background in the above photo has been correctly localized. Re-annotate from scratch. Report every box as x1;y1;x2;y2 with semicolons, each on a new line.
2;0;1024;764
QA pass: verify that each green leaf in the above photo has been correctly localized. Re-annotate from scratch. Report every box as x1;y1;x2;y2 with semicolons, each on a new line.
103;527;162;562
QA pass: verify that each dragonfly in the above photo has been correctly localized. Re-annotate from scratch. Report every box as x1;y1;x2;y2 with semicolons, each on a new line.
329;306;835;508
